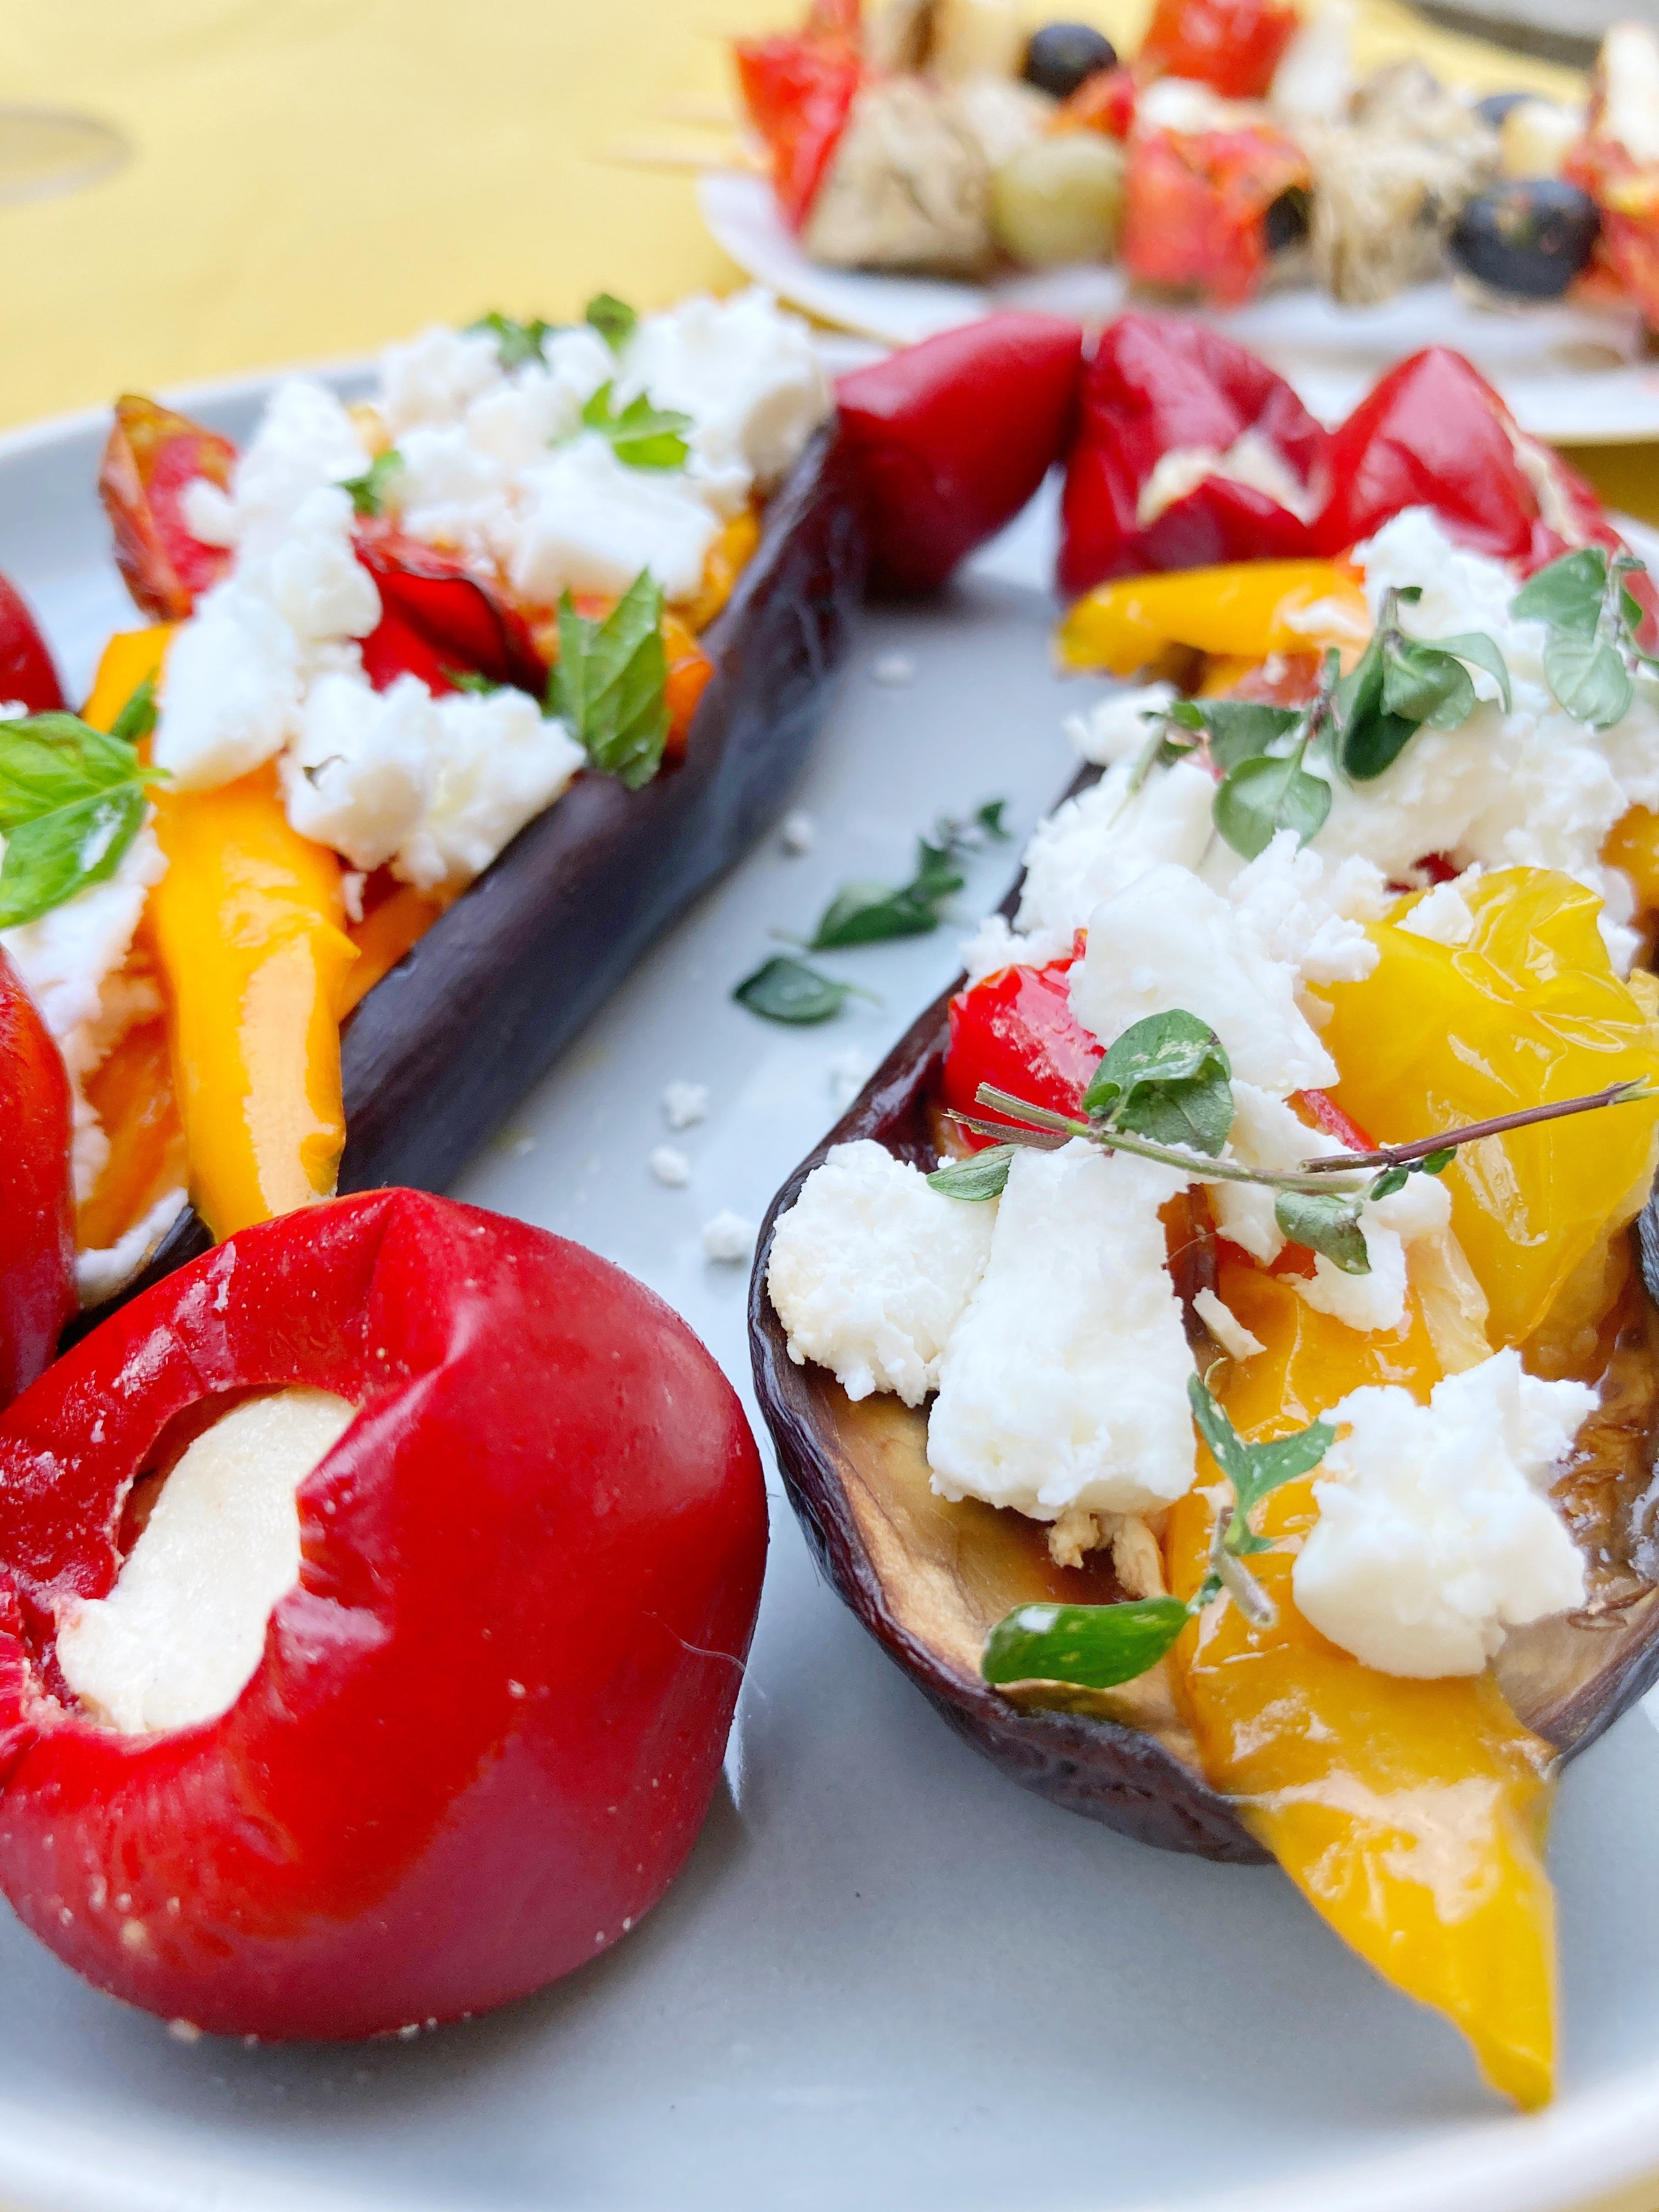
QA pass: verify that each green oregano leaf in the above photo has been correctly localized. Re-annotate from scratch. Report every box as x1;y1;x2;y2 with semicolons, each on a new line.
733;955;857;1024
584;292;639;353
927;1145;1016;1201
1273;1188;1370;1275
580;382;691;471
468;311;556;370
1511;548;1607;633
1212;747;1331;858
341;448;405;518
1084;1009;1235;1158
1544;631;1634;729
981;1598;1192;1690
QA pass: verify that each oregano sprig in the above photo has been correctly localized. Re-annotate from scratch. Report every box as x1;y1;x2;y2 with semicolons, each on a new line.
1333;586;1510;781
1511;545;1654;729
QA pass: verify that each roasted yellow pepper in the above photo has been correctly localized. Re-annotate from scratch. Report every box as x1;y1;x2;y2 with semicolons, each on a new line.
1056;560;1371;678
1166;1261;1558;2111
1316;870;1659;1353
85;630;358;1243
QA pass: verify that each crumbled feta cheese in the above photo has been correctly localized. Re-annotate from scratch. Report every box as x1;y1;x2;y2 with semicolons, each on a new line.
1070;861;1337;1096
1193;1287;1265;1362
702;1210;758;1264
616;289;829;491
780;808;816;855
1067;681;1177;767
56;1389;357;1733
392;689;585;891
768;1138;994;1404
1136;430;1315;529
153;583;303;789
871;652;916;688
1016;758;1216;950
229;380;371;549
379;325;504;435
281;672;437;871
75;1187;188;1309
1293;1351;1592;1677
393;422;511;550
662;1079;709;1128
1224;831;1386;990
928;1141;1195;1520
509;436;721;604
650;1145;691;1187
1401;874;1478;946
179;476;236;548
960;912;1048;986
242;486;380;648
466;331;613;464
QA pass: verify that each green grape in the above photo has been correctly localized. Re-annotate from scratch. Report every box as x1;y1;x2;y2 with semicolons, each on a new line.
990;131;1125;269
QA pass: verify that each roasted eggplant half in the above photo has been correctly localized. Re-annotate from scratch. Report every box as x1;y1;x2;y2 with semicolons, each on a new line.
748;770;1659;1869
83;426;865;1321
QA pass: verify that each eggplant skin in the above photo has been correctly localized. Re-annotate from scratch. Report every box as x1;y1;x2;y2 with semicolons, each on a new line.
72;426;866;1331
749;989;1267;1864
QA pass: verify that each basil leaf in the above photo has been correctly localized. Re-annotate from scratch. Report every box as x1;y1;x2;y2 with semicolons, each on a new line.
341;449;404;518
1273;1188;1370;1275
585;292;638;353
580;382;691;471
1212;750;1331;857
981;1597;1190;1690
1544;630;1634;729
550;569;668;789
469;312;556;370
1431;630;1512;714
1185;699;1302;771
108;676;157;749
1511;547;1607;634
1381;639;1475;734
0;713;156;930
927;1146;1015;1201
810;880;936;949
733;955;854;1024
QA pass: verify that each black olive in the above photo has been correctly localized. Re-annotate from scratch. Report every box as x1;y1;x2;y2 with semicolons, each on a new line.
1263;185;1311;255
1449;179;1600;301
1022;20;1118;100
1476;91;1532;129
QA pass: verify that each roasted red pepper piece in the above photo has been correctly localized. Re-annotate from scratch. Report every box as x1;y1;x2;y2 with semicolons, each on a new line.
734;0;863;232
0;574;64;713
942;943;1101;1148
0;951;74;1410
1051;63;1137;139
354;520;546;698
1121;125;1310;309
0;1189;767;2039
836;313;1085;596
1138;0;1300;99
1059;313;1328;597
1312;347;1617;571
98;396;236;623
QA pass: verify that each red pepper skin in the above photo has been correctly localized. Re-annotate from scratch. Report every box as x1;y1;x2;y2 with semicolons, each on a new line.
0;573;64;713
98;396;236;622
1138;0;1300;99
1058;313;1327;596
836;314;1085;596
0;1189;766;2039
1052;64;1137;138
942;945;1101;1147
1312;348;1615;570
0;951;74;1410
1120;126;1310;309
354;521;546;699
734;25;862;232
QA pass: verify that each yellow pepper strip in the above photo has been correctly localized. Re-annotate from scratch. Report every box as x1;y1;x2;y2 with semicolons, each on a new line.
338;883;454;1018
82;625;174;733
681;505;761;634
1056;560;1371;678
1314;870;1659;1353
1604;803;1659;917
147;765;357;1240
1166;1260;1558;2111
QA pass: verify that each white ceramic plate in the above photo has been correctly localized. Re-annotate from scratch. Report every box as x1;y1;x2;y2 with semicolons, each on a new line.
3;371;1659;2212
702;168;1659;441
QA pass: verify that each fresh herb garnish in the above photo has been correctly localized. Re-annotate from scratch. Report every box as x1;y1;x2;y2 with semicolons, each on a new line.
579;383;691;471
469;311;556;370
548;568;668;790
808;814;998;950
1167;674;1334;861
1334;587;1510;781
0;706;163;930
982;1379;1336;1691
1511;545;1652;729
445;669;504;696
927;1144;1019;1200
585;292;639;353
341;448;404;519
733;955;873;1025
976;798;1011;840
1082;1008;1234;1158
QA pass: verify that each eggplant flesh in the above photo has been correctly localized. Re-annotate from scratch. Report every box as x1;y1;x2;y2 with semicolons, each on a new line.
748;850;1659;1863
74;426;866;1330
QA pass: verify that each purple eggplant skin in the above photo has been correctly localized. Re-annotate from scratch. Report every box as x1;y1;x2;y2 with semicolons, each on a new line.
748;919;1659;1865
71;424;866;1332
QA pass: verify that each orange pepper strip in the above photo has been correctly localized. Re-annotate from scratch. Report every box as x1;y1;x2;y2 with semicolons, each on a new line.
1604;803;1659;917
74;1013;186;1253
1056;560;1370;678
339;882;454;1017
681;506;761;634
1167;1260;1558;2111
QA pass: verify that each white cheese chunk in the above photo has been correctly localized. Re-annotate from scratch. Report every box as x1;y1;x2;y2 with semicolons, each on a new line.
241;485;381;647
1193;1286;1264;1362
1400;874;1478;946
153;581;304;789
616;288;830;492
768;1138;996;1406
379;324;504;435
928;1141;1195;1520
229;380;372;550
281;670;438;871
57;1389;357;1734
1070;861;1337;1096
1293;1350;1592;1677
702;1210;757;1263
1015;758;1216;950
508;435;721;603
391;687;584;891
1066;681;1178;769
662;1079;710;1128
75;1187;188;1310
1223;831;1386;990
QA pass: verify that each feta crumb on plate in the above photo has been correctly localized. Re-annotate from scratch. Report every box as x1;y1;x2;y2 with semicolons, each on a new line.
1293;1349;1592;1677
871;652;917;688
662;1079;710;1128
702;1210;759;1265
650;1146;691;1187
767;1138;994;1404
780;809;816;856
928;1141;1197;1520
